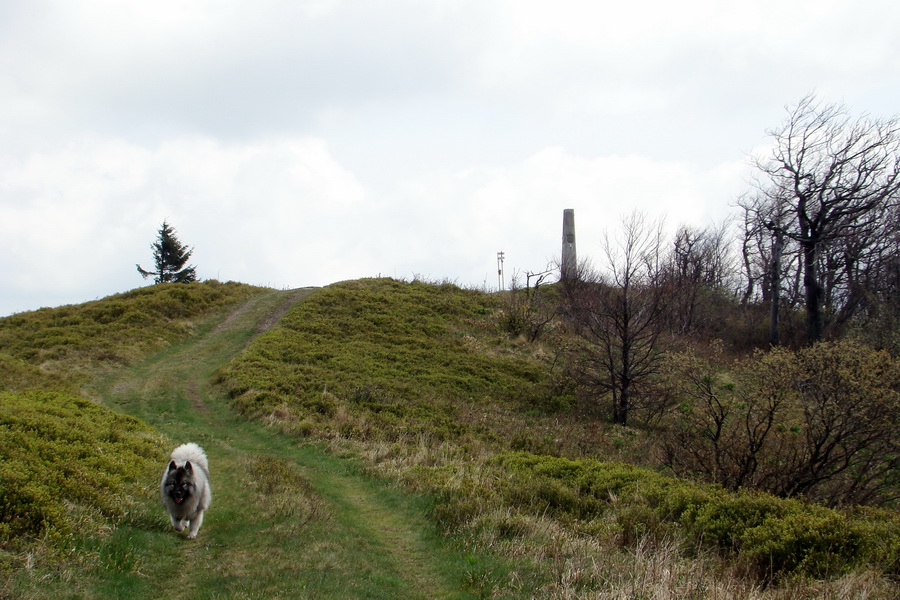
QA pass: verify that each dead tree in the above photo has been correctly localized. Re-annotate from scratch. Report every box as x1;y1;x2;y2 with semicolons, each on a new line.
564;212;669;426
751;95;900;342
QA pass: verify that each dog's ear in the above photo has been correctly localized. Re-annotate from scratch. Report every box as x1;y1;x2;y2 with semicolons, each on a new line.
184;461;193;473
168;460;178;472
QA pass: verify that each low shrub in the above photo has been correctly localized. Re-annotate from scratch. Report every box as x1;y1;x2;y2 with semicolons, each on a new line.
487;451;900;578
0;391;166;547
740;509;859;577
691;493;795;549
0;353;69;392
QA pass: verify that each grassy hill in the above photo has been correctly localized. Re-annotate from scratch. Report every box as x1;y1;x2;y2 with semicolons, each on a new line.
1;277;898;598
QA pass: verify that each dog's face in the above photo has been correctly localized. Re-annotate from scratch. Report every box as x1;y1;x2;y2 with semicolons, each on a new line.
163;460;196;505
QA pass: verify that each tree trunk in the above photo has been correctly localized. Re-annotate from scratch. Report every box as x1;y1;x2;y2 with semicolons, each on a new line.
769;229;784;345
618;379;630;426
802;241;824;341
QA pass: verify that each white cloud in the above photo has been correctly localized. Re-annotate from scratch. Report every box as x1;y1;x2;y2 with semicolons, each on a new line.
0;135;366;314
1;0;898;314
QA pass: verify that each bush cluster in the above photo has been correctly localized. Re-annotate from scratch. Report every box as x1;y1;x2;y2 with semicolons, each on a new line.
0;391;166;546
488;451;899;578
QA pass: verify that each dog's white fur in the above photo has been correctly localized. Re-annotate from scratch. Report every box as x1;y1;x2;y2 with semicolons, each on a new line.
160;443;212;539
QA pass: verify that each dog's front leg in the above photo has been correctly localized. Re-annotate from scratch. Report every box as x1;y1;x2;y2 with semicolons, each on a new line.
187;510;204;539
171;516;187;532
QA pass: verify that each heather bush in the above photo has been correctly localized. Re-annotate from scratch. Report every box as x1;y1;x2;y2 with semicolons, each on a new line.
482;451;899;578
0;391;165;546
0;353;68;392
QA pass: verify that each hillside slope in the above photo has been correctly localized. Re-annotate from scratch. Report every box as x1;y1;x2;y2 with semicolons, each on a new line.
2;278;897;599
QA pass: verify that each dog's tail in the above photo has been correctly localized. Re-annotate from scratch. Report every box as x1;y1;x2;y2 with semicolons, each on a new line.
169;443;209;474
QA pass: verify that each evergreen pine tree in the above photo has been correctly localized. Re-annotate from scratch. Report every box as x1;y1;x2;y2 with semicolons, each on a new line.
136;220;198;284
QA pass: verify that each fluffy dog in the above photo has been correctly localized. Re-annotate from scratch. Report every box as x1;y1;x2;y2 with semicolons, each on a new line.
160;443;212;539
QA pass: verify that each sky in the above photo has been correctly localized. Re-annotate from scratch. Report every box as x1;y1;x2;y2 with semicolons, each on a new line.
2;0;899;316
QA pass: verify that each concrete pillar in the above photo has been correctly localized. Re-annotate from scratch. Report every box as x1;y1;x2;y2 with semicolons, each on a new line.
561;208;576;280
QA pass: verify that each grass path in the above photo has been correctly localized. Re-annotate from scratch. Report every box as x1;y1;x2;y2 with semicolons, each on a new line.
84;289;486;599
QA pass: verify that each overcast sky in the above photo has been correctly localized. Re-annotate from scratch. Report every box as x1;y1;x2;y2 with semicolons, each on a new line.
2;0;899;316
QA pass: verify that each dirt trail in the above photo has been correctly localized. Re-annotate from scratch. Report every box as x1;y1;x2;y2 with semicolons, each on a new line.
212;286;315;340
96;288;469;599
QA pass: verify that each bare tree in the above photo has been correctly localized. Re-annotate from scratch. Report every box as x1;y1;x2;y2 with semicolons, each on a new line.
664;221;738;335
661;347;796;492
738;191;801;344
848;205;900;351
564;212;668;426
662;341;900;507
502;266;558;343
751;95;900;342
